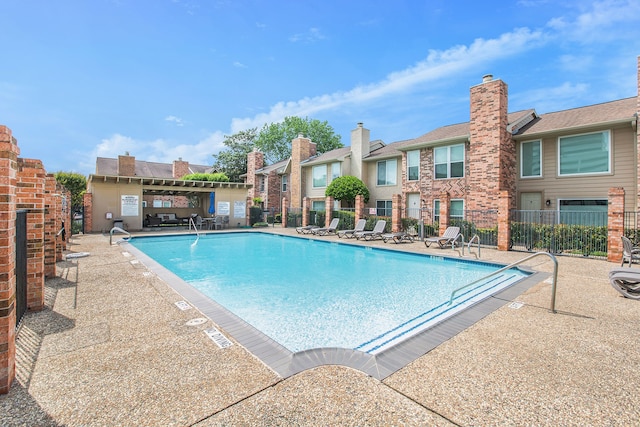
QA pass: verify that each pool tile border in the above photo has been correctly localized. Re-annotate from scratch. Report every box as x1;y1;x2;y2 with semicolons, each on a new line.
123;240;546;381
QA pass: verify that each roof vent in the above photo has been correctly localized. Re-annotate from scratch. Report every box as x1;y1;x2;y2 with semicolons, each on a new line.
482;74;493;83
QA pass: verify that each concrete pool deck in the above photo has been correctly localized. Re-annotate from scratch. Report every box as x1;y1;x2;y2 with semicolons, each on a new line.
2;229;639;425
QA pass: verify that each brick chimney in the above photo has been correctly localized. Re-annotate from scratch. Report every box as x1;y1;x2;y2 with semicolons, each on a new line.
290;133;315;208
467;74;514;211
246;149;264;199
350;122;370;181
172;158;190;179
117;153;136;176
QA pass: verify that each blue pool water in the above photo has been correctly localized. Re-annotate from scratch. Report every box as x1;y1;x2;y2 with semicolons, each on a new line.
129;232;529;354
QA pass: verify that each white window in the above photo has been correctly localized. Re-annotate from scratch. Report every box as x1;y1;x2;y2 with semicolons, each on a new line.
434;144;464;179
450;199;464;218
331;162;341;181
558;131;610;176
312;165;327;188
163;200;172;208
281;175;288;192
407;150;420;181
433;200;440;222
521;140;542;178
377;159;397;186
559;199;607;226
153;199;163;208
142;200;147;208
311;200;325;211
376;200;392;216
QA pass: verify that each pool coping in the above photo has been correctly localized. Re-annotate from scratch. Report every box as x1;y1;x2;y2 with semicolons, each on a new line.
122;237;547;381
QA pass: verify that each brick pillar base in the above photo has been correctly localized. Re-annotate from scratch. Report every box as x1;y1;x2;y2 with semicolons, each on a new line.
281;197;288;228
325;196;334;227
439;192;450;236
83;192;93;233
392;194;402;232
497;190;511;251
355;195;364;222
608;187;625;263
302;197;309;226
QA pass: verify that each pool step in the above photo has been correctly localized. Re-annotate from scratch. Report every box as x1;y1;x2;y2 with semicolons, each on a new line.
355;272;523;354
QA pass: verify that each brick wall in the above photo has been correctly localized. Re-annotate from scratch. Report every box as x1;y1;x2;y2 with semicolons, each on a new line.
290;136;315;208
44;174;57;278
16;158;45;311
246;150;264;201
0;125;19;394
608;187;625;263
83;192;93;234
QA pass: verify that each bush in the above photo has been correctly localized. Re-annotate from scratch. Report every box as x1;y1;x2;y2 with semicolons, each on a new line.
249;206;263;225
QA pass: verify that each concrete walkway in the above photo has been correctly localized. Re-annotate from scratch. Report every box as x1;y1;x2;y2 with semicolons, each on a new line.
1;230;639;426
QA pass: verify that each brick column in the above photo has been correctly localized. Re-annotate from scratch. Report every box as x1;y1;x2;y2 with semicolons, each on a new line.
0;125;19;394
392;194;402;232
302;197;309;226
281;197;288;228
497;190;511;251
355;195;364;222
608;187;625;263
83;192;93;233
439;191;450;235
17;158;45;311
43;175;57;277
325;196;334;227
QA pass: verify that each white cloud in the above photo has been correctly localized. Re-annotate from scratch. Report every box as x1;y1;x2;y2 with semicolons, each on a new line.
289;27;326;43
233;61;248;68
165;115;185;126
231;27;545;132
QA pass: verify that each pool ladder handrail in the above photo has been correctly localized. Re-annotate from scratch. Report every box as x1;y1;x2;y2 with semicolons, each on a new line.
448;251;559;313
189;217;200;246
450;233;480;259
109;226;131;245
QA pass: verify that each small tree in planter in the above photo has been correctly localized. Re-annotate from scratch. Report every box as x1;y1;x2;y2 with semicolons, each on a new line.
325;176;369;208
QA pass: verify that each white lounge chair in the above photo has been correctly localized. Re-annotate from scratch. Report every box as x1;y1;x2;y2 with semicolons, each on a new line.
355;220;386;241
609;268;640;300
621;236;640;267
296;224;320;234
382;231;414;244
312;218;340;236
337;219;366;239
424;226;460;248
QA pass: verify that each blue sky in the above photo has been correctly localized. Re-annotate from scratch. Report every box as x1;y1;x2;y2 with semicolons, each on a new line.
1;0;640;176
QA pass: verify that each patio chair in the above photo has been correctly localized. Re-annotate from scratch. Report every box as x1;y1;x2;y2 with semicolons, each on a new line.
337;219;366;239
424;226;460;248
296;224;320;234
312;218;340;236
382;231;414;244
621;236;640;267
355;220;387;241
609;268;640;300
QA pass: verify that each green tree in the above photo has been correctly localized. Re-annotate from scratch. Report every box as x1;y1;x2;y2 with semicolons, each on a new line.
212;128;257;182
325;175;369;208
255;116;343;164
181;172;230;182
54;172;87;211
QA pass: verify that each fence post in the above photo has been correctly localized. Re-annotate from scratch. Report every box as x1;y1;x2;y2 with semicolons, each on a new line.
607;187;625;263
497;190;511;251
282;197;288;228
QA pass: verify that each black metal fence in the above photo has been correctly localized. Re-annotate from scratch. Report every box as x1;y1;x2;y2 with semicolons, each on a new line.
450;210;498;247
15;210;27;328
510;210;607;258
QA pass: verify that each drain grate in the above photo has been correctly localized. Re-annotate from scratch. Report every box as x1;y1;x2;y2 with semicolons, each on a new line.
185;318;207;326
205;327;233;348
174;300;192;310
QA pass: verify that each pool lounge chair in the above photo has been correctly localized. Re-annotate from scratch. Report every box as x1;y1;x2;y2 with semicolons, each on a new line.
424;226;460;248
296;224;320;234
312;218;340;236
382;231;414;244
355;220;386;241
621;236;640;267
609;268;640;300
337;219;366;239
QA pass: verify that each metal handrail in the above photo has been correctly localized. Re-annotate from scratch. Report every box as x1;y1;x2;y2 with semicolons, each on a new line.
189;217;200;246
109;226;131;245
449;251;559;313
467;234;480;259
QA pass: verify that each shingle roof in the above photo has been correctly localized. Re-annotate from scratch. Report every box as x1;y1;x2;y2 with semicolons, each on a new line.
95;157;213;178
255;158;289;174
516;97;636;136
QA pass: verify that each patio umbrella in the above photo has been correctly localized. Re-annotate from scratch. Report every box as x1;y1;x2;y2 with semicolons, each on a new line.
208;192;215;215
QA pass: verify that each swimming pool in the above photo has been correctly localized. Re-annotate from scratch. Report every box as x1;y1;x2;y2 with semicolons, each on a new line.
127;232;531;356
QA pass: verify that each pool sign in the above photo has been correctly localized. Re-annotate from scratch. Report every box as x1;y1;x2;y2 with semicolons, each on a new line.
121;195;139;216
